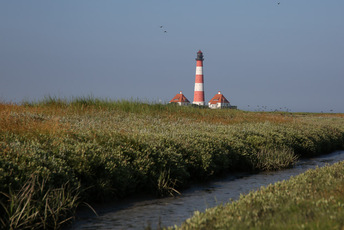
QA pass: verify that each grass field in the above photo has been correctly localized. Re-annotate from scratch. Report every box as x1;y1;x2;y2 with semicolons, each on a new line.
1;98;344;229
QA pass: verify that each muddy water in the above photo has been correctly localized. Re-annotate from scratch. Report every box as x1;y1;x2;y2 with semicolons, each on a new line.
69;151;344;230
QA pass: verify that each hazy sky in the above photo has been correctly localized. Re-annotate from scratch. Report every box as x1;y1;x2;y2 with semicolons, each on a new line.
1;1;343;113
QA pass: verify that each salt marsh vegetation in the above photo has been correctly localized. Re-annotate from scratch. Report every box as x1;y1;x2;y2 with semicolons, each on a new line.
1;98;344;229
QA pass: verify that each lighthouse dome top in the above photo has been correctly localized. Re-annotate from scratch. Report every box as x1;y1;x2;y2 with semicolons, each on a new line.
196;50;204;61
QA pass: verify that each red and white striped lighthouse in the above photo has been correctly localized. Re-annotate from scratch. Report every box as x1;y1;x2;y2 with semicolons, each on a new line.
193;50;205;106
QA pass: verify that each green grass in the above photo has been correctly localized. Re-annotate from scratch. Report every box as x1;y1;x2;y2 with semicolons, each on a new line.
1;98;344;229
172;161;344;230
0;174;81;230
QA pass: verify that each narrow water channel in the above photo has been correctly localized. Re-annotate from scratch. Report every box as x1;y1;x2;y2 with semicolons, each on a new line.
69;150;344;230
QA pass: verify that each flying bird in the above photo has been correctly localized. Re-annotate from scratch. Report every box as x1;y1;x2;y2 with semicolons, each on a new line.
159;25;167;33
278;2;280;5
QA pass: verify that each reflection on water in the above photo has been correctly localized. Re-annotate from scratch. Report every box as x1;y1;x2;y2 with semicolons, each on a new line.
69;151;344;230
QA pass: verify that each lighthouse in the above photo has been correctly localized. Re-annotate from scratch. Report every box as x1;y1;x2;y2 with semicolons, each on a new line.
193;50;205;106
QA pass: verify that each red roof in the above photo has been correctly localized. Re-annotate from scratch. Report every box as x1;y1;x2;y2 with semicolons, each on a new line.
208;91;230;104
169;92;190;103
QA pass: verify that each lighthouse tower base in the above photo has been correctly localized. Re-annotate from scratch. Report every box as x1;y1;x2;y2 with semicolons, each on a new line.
192;102;205;106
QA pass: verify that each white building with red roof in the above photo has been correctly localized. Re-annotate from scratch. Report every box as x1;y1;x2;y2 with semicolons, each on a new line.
169;91;190;106
208;91;234;109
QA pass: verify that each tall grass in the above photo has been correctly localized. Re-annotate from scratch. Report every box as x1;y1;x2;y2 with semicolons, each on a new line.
1;98;344;229
0;174;80;230
20;96;298;124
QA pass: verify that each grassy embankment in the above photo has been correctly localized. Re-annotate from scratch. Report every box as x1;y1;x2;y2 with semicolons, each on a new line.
172;160;344;230
1;97;344;229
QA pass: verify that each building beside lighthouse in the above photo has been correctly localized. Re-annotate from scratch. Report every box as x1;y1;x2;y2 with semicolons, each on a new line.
208;91;236;109
193;50;205;106
169;91;190;106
